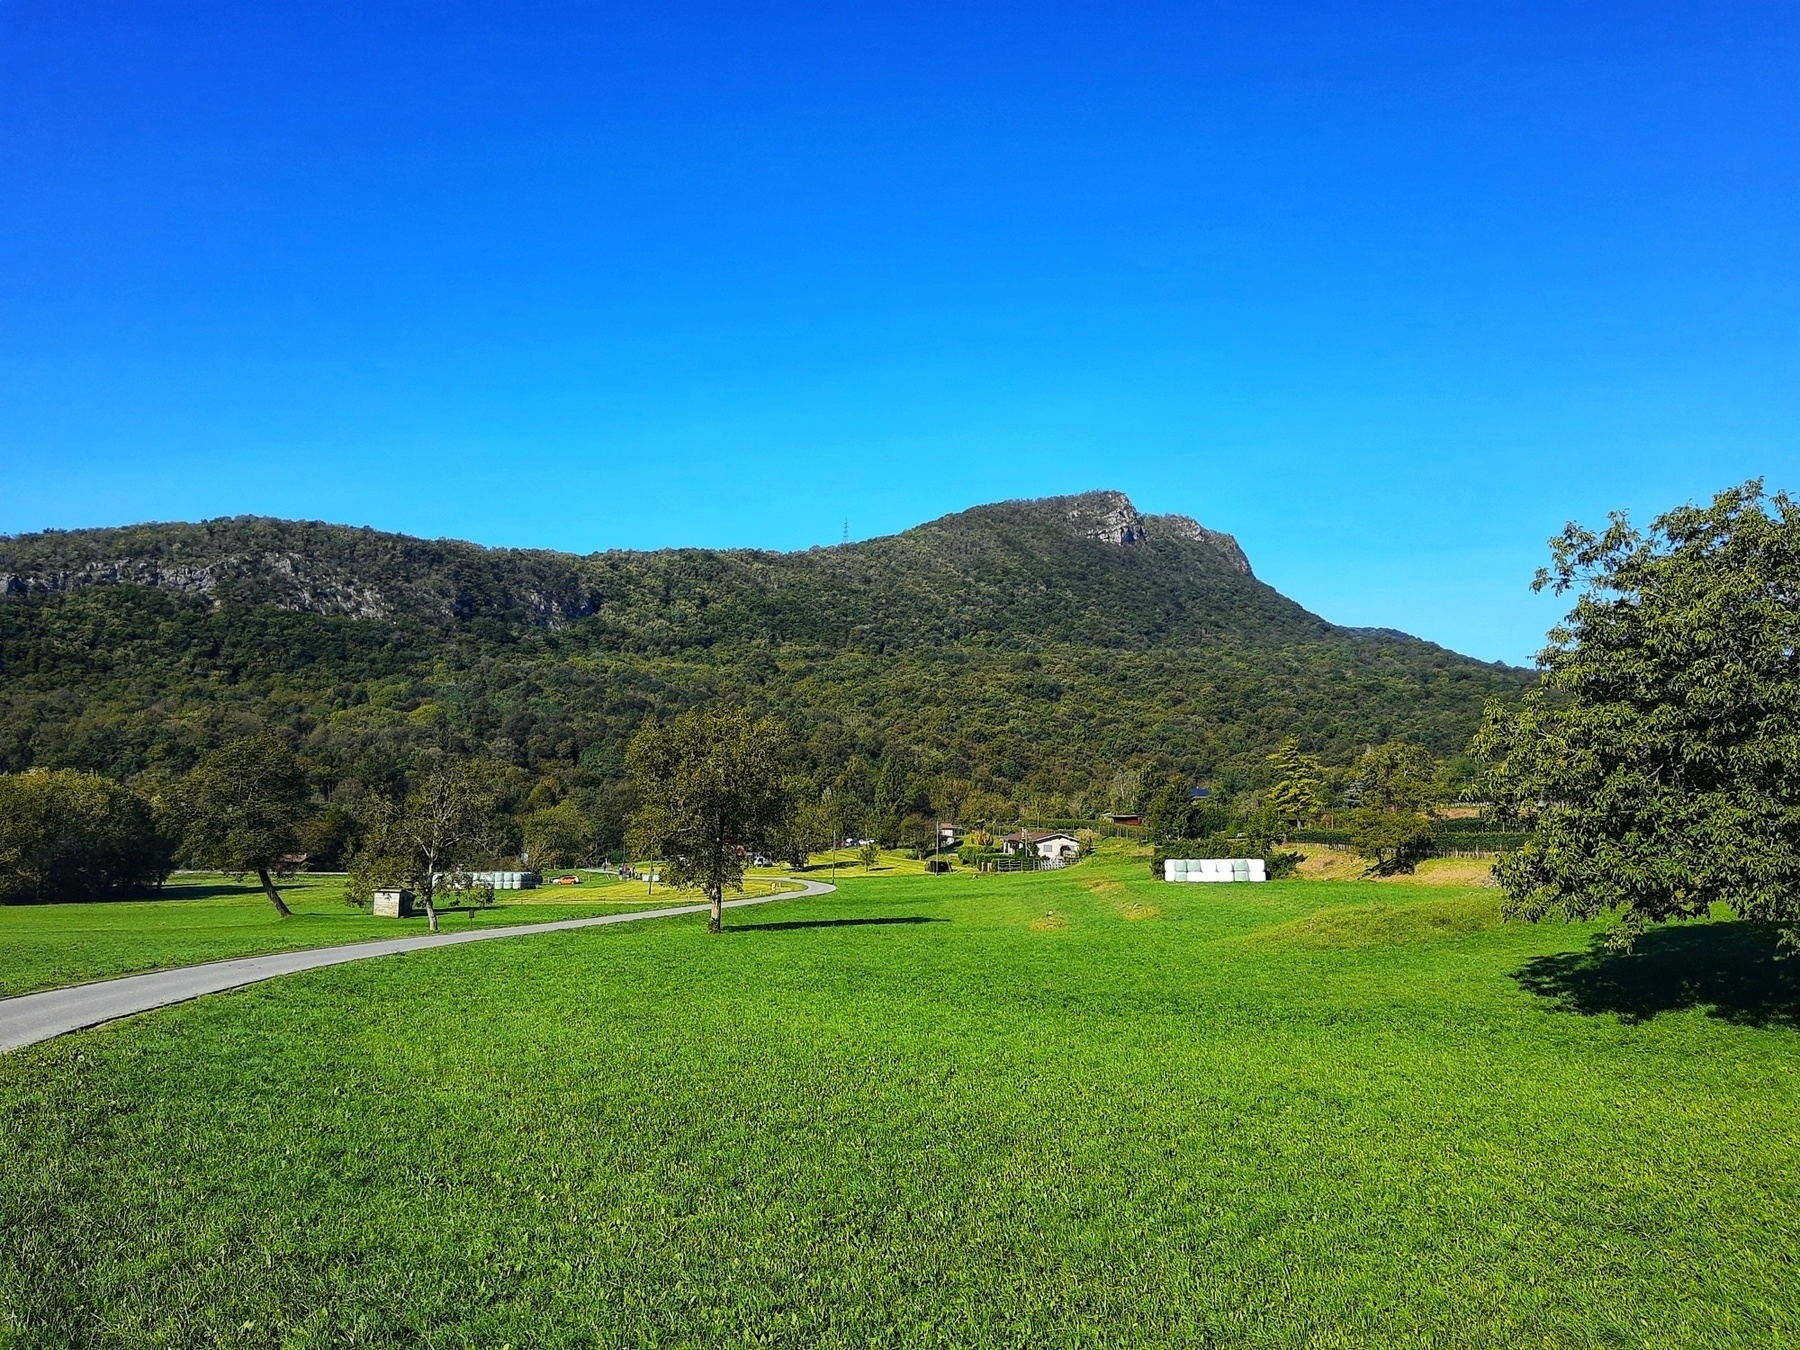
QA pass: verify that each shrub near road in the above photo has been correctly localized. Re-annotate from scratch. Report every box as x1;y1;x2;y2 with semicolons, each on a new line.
3;845;1798;1347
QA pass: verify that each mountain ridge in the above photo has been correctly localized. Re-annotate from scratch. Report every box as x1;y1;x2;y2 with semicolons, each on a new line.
0;489;1257;621
0;489;1467;657
0;490;1531;800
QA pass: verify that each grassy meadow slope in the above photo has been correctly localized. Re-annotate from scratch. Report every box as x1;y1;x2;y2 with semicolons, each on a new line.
0;492;1531;797
4;846;1795;1347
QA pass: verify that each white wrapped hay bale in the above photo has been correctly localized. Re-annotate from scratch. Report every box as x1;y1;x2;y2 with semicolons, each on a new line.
1163;858;1266;883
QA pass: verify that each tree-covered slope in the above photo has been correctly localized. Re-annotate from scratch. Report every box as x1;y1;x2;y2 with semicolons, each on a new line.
0;491;1531;807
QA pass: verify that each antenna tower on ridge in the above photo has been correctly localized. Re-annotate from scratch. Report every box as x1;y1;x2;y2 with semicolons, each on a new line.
842;520;849;546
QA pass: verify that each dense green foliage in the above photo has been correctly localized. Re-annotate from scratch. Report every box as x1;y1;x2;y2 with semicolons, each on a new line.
346;756;507;930
1141;738;1451;876
4;852;1797;1346
1340;741;1443;873
0;493;1530;845
171;735;313;915
1476;482;1800;942
626;707;793;930
1264;736;1326;831
0;770;172;904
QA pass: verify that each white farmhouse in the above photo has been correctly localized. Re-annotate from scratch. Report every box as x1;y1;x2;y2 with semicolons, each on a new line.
1002;830;1081;862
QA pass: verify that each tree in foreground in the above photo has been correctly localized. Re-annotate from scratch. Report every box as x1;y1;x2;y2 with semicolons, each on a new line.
351;756;503;933
1473;481;1800;945
626;707;792;933
174;735;312;916
0;769;173;903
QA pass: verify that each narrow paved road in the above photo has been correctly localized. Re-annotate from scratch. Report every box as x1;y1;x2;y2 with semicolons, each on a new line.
0;878;834;1054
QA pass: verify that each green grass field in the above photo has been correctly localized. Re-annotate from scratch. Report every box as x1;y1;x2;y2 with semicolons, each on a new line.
4;843;1798;1347
0;869;764;999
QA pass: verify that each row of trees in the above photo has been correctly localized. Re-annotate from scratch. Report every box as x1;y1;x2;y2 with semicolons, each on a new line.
0;769;171;904
0;738;511;932
0;708;812;936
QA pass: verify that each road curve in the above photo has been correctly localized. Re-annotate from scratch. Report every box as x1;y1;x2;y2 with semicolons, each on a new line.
0;877;835;1054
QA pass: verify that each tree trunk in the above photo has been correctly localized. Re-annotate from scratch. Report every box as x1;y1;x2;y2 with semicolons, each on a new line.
425;899;439;934
709;884;723;934
256;866;293;917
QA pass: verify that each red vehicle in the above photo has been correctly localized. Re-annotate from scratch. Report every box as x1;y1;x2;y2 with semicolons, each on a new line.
551;874;583;885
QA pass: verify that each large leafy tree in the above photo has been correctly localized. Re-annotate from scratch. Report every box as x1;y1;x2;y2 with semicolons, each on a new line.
1143;777;1230;844
351;756;503;933
1473;481;1800;943
1342;741;1442;874
175;735;313;916
0;769;173;903
626;707;792;933
523;799;604;870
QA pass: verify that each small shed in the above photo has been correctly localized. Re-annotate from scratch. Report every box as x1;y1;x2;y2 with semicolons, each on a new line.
373;888;416;917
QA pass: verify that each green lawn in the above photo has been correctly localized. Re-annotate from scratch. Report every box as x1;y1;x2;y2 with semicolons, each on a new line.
4;844;1798;1347
0;870;723;999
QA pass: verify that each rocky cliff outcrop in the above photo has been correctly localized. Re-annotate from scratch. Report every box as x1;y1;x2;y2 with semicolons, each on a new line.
1049;490;1253;576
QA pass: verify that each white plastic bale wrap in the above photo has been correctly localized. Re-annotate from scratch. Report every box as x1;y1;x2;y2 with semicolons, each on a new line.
1162;858;1267;883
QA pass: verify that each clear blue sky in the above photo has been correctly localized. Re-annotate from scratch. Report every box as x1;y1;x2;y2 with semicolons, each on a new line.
2;2;1795;664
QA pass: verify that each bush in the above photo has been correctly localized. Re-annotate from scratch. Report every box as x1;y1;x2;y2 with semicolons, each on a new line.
1291;828;1352;846
0;769;174;903
1346;809;1436;875
1265;850;1304;880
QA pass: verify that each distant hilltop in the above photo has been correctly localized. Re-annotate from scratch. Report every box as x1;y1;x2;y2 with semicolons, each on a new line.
1045;490;1253;574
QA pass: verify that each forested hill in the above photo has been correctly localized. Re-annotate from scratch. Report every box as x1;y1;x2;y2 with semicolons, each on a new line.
0;491;1532;809
5;492;1308;648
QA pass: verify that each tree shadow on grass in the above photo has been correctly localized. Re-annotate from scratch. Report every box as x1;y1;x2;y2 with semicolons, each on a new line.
150;884;265;901
23;884;257;905
1513;921;1800;1028
729;916;945;934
